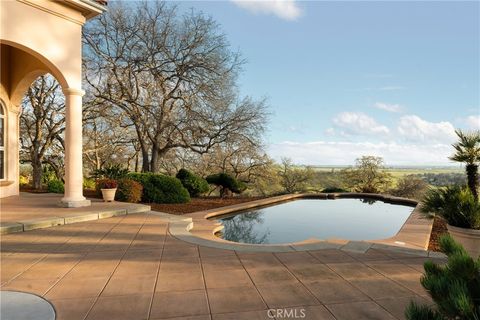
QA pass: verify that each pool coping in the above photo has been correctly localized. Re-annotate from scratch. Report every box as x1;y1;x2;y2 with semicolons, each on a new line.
165;193;436;255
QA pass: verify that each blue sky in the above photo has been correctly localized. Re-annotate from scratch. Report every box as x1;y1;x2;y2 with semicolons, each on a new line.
177;1;480;166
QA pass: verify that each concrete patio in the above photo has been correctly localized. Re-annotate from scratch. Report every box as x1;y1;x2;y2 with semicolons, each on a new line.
0;211;443;320
0;193;151;234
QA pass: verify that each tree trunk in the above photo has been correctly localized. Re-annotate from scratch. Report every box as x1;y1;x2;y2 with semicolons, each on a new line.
466;163;479;200
32;157;42;190
150;146;159;173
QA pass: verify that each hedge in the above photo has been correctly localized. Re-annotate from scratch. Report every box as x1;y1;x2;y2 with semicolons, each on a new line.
127;172;190;204
176;169;209;197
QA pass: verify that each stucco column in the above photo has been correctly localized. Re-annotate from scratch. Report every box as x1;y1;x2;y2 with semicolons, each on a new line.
59;88;90;207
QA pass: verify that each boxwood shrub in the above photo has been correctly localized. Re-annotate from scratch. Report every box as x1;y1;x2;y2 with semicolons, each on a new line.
116;178;143;203
47;179;64;194
127;173;190;204
206;173;247;196
176;169;209;197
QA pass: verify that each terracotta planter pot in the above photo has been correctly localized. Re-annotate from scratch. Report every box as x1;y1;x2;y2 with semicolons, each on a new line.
101;188;117;202
447;224;480;258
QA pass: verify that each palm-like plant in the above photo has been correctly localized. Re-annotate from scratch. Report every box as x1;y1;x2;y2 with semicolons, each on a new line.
449;130;480;200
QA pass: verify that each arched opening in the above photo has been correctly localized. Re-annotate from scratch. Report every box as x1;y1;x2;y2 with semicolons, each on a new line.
19;74;65;191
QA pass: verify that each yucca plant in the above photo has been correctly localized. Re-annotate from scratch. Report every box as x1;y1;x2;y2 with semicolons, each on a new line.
405;235;480;320
449;130;480;200
420;186;480;229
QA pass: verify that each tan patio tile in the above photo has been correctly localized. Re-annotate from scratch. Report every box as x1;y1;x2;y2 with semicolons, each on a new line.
309;249;356;263
159;256;201;273
348;277;415;299
237;253;284;269
275;252;321;266
151;316;211;320
162;246;199;259
326;301;397;320
256;283;318;308
156;270;204;292
86;293;151;320
201;255;243;272
376;296;433;320
212;310;270;320
288;264;341;282
304;279;370;304
102;274;157;296
327;262;383;279
1;277;59;296
208;286;267;314
51;297;96;320
151;289;209;319
199;246;236;258
300;305;336;320
247;267;298;285
345;248;392;261
16;257;81;280
45;276;110;299
115;250;161;276
365;260;419;277
204;268;253;289
388;273;428;296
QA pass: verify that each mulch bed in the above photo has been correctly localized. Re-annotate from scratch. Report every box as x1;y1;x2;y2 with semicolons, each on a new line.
428;216;448;252
149;197;264;215
19;187;49;193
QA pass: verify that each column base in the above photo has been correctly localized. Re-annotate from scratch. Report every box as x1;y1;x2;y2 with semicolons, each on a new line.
58;199;91;208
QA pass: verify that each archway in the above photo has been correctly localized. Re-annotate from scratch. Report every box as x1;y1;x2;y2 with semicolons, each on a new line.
0;42;90;207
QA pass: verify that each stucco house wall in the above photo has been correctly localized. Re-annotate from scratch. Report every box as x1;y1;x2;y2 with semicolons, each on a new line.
0;0;105;201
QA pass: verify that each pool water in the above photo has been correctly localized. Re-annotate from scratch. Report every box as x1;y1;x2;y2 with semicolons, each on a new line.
215;198;414;244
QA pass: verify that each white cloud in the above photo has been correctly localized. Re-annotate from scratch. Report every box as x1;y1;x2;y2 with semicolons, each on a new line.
397;115;456;144
333;112;390;136
268;141;454;166
465;115;480;130
374;102;403;113
231;0;302;21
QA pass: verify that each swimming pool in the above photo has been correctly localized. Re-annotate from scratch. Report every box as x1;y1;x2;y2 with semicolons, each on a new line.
215;198;414;244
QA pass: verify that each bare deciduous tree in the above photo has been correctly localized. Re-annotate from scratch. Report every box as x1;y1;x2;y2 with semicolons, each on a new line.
20;75;65;189
278;158;314;193
83;1;268;172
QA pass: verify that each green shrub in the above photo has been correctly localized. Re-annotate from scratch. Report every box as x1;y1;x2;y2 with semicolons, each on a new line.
47;179;64;193
128;173;190;204
116;178;143;203
92;164;129;180
83;177;96;190
206;173;247;197
322;187;349;193
420;186;480;229
405;235;480;320
176;169;209;197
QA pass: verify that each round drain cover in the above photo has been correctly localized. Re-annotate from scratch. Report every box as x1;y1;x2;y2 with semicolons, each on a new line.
0;291;55;320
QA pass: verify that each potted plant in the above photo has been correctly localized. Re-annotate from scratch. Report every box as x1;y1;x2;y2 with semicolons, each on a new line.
97;179;118;202
420;186;480;258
